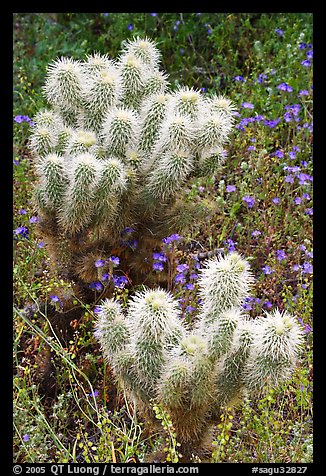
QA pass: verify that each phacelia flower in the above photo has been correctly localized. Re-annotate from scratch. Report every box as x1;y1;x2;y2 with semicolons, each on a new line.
242;195;255;208
276;249;287;261
153;261;164;272
226;184;236;192
262;265;274;275
277;83;293;92
95;259;105;268
176;263;189;273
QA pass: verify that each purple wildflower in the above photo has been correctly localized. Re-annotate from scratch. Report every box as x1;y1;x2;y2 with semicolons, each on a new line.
302;262;313;274
251;230;261;237
174;273;186;284
23;434;30;442
127;24;134;31
153;252;167;262
301;60;311;67
274;150;284;158
277;83;293;92
109;256;120;266
294;197;302;205
274;28;284;36
18;209;27;215
13;226;29;238
305;208;313;216
224;238;236;252
242;195;255;208
29;216;39;224
276;249;287;261
233;75;245;82
37;241;45;248
242;102;254;109
162;233;181;244
153;261;164;272
262;265;274;275
226;185;236;193
176;263;189;273
89;281;103;291
14;115;32;123
272;198;280;205
95;259;105;268
184;283;195;290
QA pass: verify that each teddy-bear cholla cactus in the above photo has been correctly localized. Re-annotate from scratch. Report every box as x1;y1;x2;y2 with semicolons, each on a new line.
29;37;236;284
95;252;303;456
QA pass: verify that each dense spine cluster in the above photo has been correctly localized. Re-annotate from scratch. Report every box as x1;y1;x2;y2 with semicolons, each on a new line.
30;37;236;247
95;252;304;453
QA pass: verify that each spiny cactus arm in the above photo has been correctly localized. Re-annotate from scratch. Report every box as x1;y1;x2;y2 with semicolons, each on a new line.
195;110;233;152
58;153;100;234
117;53;148;110
144;150;194;202
81;66;121;132
94;299;131;360
35;154;68;210
66;130;97;156
214;320;254;407
171;86;204;120
121;37;161;68
138;94;171;156
243;310;304;391
203;307;242;361
194;146;227;177
179;335;216;408
208;94;237;121
152;114;195;159
126;289;183;395
101;107;139;159
143;70;169;97
198;252;254;326
43;57;85;111
29;125;57;158
158;354;192;409
82;52;114;74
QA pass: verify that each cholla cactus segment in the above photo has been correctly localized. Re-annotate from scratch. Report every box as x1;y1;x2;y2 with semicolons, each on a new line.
215;320;254;406
84;67;121;111
59;153;99;233
244;310;304;391
94;299;130;359
208;94;237;120
66;130;97;156
83;52;113;74
29;126;56;157
196;112;233;151
159;358;191;408
127;288;182;342
206;308;241;360
101;107;138;159
138;94;170;155
196;146;226;176
121;37;161;67
36;154;68;209
118;53;146;110
198;252;254;324
33;109;64;129
96;158;127;196
143;70;169;96
44;57;84;110
146;150;194;201
172;86;203;120
153;114;194;157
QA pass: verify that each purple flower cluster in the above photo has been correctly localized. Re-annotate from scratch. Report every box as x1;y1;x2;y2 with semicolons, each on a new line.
242;195;255;208
152;251;167;272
